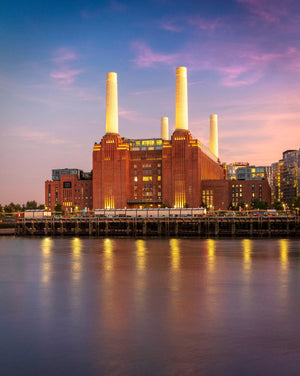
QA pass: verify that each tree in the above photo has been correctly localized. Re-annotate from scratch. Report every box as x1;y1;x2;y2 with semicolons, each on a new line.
251;198;268;210
25;200;38;210
162;201;171;208
292;196;300;209
4;202;16;213
54;203;62;212
38;204;45;210
272;201;284;211
15;204;22;212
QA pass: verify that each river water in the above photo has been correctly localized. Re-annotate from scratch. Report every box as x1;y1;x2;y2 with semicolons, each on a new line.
0;237;300;375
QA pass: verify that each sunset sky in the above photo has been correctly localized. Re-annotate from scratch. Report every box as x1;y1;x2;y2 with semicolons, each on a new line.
1;0;299;204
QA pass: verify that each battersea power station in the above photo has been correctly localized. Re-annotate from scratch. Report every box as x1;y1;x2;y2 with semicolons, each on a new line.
46;67;270;211
93;67;223;209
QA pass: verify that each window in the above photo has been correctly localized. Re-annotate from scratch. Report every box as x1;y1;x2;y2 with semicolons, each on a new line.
63;182;72;188
142;140;154;146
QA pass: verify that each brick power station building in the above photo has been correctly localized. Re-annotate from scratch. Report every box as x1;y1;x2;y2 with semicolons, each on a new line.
45;67;271;211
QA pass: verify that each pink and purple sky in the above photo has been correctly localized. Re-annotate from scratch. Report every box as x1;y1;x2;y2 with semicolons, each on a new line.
1;0;299;205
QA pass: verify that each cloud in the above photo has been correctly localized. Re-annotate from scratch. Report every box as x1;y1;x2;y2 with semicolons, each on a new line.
159;15;223;35
131;41;179;68
160;19;183;32
218;108;300;164
186;16;222;32
217;65;264;87
50;69;83;85
50;47;83;86
52;48;77;64
130;40;297;87
11;126;72;145
119;107;142;121
236;0;293;23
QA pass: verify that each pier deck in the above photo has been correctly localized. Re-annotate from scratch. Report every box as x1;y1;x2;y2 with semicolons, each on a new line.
15;216;300;237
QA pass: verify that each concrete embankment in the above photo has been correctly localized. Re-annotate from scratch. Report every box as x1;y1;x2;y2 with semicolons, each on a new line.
0;228;16;235
0;220;16;235
14;217;300;237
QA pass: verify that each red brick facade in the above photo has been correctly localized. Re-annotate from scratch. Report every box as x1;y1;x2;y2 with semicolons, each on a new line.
92;133;130;209
45;175;92;211
202;180;271;210
93;129;225;209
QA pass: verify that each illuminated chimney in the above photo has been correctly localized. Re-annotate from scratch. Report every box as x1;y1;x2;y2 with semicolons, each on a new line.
209;114;218;158
105;72;119;134
161;117;169;140
175;67;188;130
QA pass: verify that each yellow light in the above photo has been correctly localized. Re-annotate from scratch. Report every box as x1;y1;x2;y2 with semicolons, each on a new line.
136;239;146;271
207;239;215;272
104;238;113;271
243;239;251;272
72;238;82;281
170;238;180;270
41;237;52;257
41;237;52;284
72;237;82;256
280;239;288;272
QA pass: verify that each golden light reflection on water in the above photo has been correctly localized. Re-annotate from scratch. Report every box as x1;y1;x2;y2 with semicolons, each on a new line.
104;238;113;272
243;239;252;273
169;239;181;294
72;237;82;281
136;239;146;272
279;239;289;303
280;239;288;272
135;239;147;308
41;238;52;284
170;239;180;271
207;239;216;273
42;237;52;257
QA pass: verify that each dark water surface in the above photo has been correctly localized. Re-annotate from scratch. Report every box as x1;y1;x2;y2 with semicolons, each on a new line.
1;237;300;375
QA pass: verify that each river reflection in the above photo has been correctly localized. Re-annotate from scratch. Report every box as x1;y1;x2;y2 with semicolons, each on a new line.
71;237;82;281
279;238;289;305
41;237;52;284
1;237;300;375
136;239;146;272
207;238;216;272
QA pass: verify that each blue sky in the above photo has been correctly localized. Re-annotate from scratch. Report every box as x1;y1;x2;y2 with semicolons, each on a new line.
1;0;300;204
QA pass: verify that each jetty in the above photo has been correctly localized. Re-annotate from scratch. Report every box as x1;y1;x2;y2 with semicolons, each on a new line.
12;216;300;237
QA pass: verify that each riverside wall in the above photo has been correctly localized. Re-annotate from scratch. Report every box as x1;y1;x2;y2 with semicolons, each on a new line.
13;217;300;237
